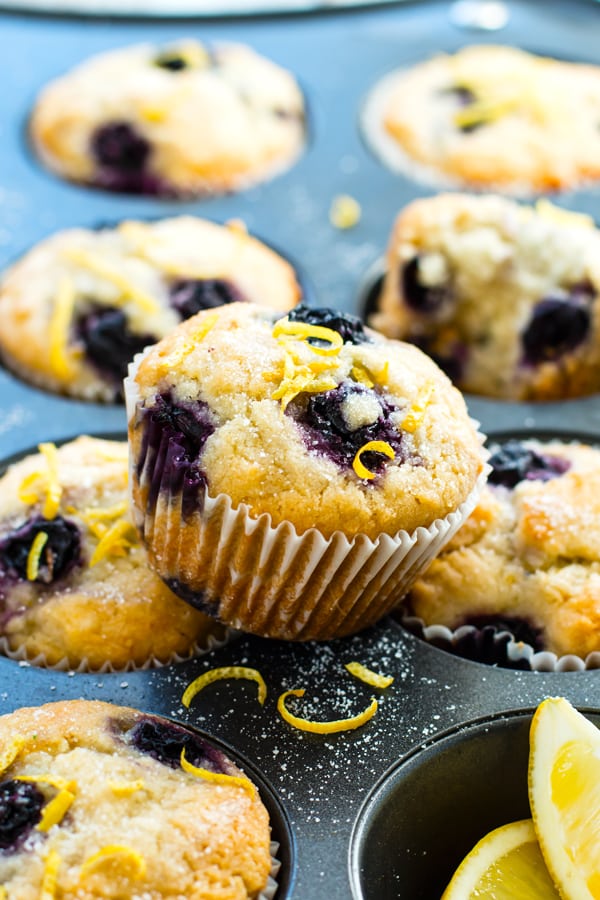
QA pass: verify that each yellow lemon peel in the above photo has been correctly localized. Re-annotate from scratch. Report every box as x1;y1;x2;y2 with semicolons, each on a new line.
40;849;61;900
182;666;267;709
345;661;394;689
329;194;362;230
26;530;49;581
62;247;159;315
401;384;434;434
156;312;219;375
352;441;395;480
277;689;378;734
80;845;146;881
108;779;145;796
49;275;77;380
18;443;62;519
89;519;138;567
273;319;344;356
0;737;26;776
180;749;256;798
37;788;75;832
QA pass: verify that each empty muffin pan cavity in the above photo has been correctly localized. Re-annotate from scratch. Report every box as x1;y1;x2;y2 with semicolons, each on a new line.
349;707;600;900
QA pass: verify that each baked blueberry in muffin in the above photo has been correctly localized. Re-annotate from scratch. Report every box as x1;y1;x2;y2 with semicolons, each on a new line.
0;436;221;670
30;40;305;197
0;700;272;898
0;216;301;402
405;439;600;661
370;193;600;400
127;301;485;640
363;44;600;194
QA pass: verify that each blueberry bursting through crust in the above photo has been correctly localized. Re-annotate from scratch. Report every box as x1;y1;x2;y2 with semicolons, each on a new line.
0;515;81;586
0;780;45;853
124;716;229;774
137;306;420;526
91;122;167;196
488;440;571;488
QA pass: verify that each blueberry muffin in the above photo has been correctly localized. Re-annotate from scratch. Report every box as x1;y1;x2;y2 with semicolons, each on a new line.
406;439;600;661
370;193;600;401
0;436;221;670
0;699;272;899
0;216;301;402
30;40;305;197
127;301;485;641
363;45;600;194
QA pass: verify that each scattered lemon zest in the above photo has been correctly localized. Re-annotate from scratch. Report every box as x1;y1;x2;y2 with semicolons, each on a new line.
273;319;344;357
89;519;138;567
535;198;595;229
225;218;249;236
15;775;75;791
156;312;219;375
108;779;145;796
80;845;146;882
180;749;256;798
62;247;159;315
401;384;434;434
454;97;517;129
18;443;62;520
345;661;394;689
182;666;267;709
26;531;49;581
139;103;168;122
40;849;61;900
81;502;128;522
350;364;374;388
329;194;362;230
277;689;378;734
49;275;76;380
0;737;26;776
269;317;346;411
37;788;75;832
352;441;395;480
39;444;62;519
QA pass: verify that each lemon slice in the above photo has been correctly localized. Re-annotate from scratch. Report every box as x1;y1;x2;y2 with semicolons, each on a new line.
442;819;560;899
529;697;600;900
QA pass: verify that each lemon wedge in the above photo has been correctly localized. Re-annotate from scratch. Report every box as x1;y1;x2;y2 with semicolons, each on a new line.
529;697;600;900
442;819;560;899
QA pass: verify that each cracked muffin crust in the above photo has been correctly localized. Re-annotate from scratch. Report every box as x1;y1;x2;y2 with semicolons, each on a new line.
406;439;600;660
370;193;600;400
30;40;305;197
364;45;600;194
0;436;220;670
0;216;301;402
0;699;271;899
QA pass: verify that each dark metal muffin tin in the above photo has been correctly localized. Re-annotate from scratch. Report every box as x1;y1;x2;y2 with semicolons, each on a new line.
0;1;599;897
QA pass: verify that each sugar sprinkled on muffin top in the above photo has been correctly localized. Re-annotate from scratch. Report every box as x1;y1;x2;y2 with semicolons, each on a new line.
132;302;484;539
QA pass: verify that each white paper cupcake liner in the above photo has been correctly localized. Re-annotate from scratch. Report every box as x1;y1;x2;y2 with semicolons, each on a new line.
260;841;281;900
126;353;488;641
402;615;600;672
0;626;239;674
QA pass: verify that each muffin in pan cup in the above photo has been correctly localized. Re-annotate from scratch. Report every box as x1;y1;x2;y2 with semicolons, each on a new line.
30;39;306;198
0;436;225;671
0;215;302;403
403;438;600;671
0;699;274;899
126;302;487;641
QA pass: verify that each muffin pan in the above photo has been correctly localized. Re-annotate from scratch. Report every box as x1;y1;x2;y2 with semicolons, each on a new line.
1;1;600;897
